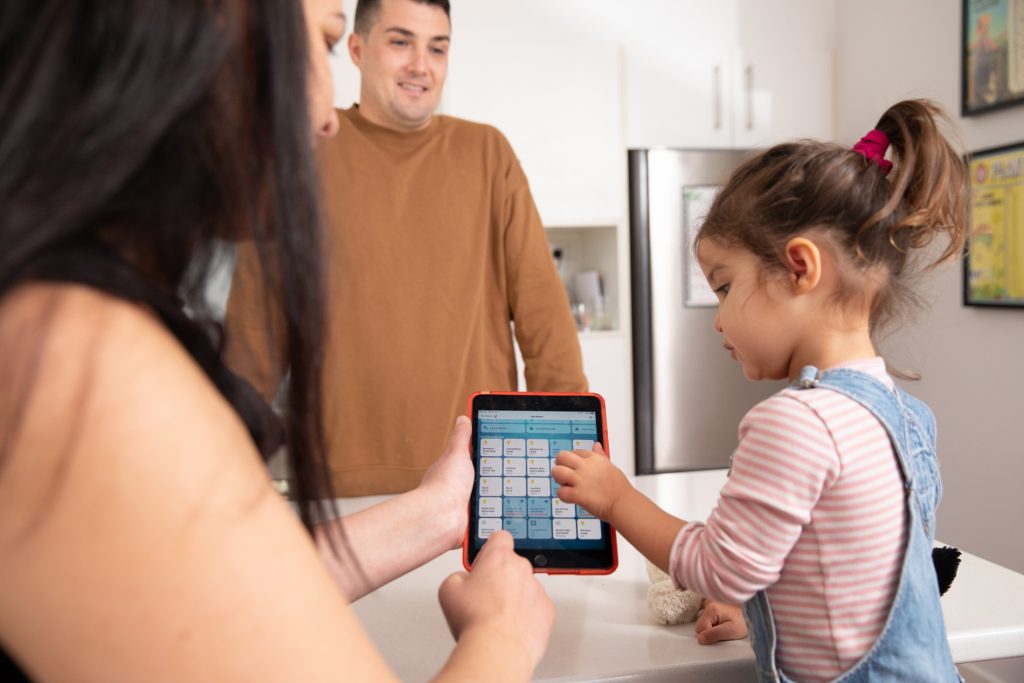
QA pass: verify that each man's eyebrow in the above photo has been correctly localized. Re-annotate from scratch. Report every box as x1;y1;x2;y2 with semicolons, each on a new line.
383;26;450;42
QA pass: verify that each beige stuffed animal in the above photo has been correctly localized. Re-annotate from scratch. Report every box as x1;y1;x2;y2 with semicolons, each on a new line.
646;560;703;625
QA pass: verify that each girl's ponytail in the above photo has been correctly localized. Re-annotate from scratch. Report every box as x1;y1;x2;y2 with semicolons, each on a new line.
859;100;967;270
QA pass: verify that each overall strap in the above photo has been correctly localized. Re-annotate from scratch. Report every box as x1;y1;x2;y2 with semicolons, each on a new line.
794;364;943;539
795;365;922;488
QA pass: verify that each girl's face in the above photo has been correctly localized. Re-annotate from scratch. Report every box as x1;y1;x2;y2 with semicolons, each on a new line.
304;0;346;140
697;239;801;382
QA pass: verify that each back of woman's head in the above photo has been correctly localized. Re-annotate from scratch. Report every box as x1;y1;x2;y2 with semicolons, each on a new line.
1;0;312;285
698;99;967;335
0;1;336;529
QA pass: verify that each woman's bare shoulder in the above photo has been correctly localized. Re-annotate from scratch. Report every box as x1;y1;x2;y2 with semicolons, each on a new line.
0;281;260;532
0;283;396;681
0;281;186;385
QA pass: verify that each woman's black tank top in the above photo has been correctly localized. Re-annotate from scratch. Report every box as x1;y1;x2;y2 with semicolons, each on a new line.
0;239;284;680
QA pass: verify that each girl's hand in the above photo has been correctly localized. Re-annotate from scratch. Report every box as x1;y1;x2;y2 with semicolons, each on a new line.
437;531;554;670
695;600;748;645
552;444;632;521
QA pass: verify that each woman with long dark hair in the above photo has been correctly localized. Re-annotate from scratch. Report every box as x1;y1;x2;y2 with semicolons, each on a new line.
0;1;552;680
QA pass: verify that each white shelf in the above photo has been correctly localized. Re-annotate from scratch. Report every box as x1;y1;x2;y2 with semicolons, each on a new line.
545;225;620;333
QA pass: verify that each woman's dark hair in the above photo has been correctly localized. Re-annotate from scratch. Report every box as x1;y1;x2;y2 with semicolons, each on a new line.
0;0;337;533
697;99;967;337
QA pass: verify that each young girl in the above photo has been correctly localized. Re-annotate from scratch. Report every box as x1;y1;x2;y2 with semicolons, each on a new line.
553;99;965;682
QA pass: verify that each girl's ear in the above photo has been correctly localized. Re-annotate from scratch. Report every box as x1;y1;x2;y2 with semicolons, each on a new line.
783;237;822;294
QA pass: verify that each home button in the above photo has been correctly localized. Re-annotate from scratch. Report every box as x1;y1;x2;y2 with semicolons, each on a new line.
534;554;548;567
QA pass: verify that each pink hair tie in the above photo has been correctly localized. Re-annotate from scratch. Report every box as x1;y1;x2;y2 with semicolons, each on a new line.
852;129;893;175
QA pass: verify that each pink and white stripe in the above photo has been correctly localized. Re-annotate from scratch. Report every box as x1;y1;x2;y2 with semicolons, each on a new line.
669;358;906;682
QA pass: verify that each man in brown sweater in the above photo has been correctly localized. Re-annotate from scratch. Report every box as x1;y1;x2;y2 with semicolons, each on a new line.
224;0;586;496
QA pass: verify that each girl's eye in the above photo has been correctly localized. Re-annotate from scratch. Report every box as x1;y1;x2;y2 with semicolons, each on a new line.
714;283;730;297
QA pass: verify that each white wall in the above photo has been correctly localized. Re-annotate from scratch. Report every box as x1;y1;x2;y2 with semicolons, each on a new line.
835;2;1024;680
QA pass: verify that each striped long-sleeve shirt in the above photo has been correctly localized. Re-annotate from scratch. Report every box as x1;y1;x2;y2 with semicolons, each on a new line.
670;358;907;682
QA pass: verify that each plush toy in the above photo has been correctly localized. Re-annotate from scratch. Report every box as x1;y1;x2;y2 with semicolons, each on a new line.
933;546;961;596
645;560;704;625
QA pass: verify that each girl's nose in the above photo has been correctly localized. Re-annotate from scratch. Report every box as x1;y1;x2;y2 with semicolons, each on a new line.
713;311;723;333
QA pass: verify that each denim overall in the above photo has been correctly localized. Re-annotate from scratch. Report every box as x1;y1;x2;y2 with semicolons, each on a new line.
742;365;960;682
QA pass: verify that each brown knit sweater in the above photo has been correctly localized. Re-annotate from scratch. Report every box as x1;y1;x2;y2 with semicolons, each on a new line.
224;106;586;495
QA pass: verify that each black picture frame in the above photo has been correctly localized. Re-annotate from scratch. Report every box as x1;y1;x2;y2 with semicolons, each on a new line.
962;0;1024;116
963;141;1024;307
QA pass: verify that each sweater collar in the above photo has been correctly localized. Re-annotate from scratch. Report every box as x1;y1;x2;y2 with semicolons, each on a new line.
342;104;441;148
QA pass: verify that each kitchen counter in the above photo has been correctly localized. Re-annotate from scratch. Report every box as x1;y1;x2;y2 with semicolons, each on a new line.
343;470;1024;681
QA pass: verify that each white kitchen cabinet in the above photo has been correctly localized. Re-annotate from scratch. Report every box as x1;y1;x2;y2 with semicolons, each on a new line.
624;47;735;149
624;47;833;149
732;48;833;148
445;40;625;227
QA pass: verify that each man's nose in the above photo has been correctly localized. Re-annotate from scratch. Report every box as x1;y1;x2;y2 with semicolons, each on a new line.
406;46;428;74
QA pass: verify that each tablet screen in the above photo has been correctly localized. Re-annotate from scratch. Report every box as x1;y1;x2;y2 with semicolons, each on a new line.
465;392;617;573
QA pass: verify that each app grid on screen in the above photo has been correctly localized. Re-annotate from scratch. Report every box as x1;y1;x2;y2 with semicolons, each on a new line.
475;410;603;548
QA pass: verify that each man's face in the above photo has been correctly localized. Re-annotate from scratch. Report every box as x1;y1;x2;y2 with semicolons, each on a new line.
349;0;450;132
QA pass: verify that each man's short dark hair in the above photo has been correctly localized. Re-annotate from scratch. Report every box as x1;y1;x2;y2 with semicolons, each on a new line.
354;0;451;36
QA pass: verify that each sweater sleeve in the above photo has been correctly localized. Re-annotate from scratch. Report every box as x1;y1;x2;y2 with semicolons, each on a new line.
500;142;587;392
668;393;840;604
222;241;288;403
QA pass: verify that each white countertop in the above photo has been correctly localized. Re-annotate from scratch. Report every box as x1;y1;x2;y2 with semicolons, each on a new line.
343;470;1024;682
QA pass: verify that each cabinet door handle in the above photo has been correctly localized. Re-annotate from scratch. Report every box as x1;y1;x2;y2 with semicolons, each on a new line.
713;64;722;130
745;64;754;131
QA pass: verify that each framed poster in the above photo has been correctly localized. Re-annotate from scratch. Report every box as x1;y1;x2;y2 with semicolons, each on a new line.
962;0;1024;115
964;141;1024;306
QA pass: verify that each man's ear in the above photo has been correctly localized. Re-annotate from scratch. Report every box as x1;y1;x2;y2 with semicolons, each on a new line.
782;237;822;294
348;31;363;69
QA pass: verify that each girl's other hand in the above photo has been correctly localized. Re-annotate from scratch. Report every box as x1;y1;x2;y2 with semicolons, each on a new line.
437;531;554;670
552;443;631;521
695;600;748;645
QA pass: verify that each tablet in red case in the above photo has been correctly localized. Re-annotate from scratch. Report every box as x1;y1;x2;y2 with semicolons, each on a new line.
462;391;618;575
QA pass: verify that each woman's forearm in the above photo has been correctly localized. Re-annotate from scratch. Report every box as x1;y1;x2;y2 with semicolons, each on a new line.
316;484;464;601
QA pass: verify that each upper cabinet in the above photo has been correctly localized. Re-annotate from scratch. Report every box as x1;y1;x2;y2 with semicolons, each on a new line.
731;48;833;148
623;46;736;149
624;2;835;150
442;1;835;175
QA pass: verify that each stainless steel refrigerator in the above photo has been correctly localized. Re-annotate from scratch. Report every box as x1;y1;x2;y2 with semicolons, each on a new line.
628;148;783;474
